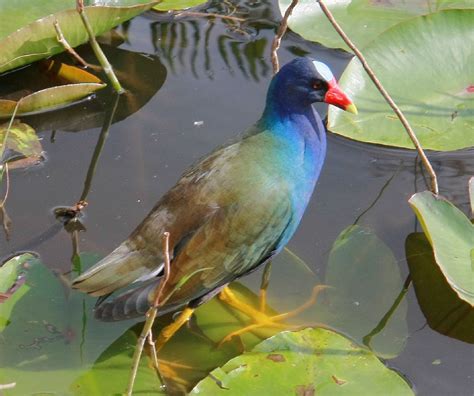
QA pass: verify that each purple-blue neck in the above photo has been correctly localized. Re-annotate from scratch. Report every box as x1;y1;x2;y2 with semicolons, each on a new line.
260;76;326;148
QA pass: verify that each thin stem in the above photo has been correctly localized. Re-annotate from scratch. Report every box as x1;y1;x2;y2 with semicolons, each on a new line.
76;0;124;93
0;163;10;207
316;0;438;195
362;275;412;347
54;20;96;69
126;232;171;396
153;232;171;307
126;307;159;396
0;102;21;161
271;0;299;74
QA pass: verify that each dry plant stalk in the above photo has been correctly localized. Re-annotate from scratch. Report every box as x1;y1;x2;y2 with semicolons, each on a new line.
316;0;439;195
53;20;92;69
126;232;171;396
271;0;300;74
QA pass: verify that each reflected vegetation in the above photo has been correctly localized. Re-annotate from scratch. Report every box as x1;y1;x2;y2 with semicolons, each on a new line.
1;45;167;134
147;0;277;81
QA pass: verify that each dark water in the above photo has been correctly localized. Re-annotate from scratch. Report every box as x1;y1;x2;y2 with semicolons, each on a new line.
0;1;473;395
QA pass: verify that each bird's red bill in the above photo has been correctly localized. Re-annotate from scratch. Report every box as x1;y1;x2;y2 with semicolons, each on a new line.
324;78;357;114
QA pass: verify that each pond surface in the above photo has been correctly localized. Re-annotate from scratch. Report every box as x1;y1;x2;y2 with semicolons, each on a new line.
0;1;473;395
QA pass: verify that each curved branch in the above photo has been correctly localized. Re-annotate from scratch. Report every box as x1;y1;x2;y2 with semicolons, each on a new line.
316;0;438;195
271;0;299;75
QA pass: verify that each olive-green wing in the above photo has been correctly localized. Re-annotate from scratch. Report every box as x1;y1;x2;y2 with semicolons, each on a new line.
159;192;293;309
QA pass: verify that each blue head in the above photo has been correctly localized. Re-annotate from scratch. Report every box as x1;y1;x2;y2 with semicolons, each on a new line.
264;58;357;117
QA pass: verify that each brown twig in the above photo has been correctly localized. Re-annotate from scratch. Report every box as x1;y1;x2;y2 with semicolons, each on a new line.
126;232;171;396
53;20;94;69
271;0;299;75
76;0;124;93
316;0;438;195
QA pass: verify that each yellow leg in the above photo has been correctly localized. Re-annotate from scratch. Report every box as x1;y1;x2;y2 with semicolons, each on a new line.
259;261;272;312
155;307;194;352
218;284;328;346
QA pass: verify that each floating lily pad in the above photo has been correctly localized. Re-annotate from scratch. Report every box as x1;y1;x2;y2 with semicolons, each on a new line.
0;0;158;74
406;233;474;344
328;10;474;151
409;191;474;305
0;83;105;119
0;58;105;118
71;326;163;395
280;0;474;51
0;253;35;331
313;225;408;359
191;328;414;395
153;0;207;12
0;253;138;396
0;121;42;159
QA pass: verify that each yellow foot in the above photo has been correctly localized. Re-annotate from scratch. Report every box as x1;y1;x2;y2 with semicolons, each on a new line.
155;307;195;352
217;284;328;346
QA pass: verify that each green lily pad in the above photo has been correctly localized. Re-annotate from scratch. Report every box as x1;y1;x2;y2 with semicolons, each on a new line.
0;121;42;159
153;0;207;12
0;0;158;74
327;10;474;151
0;253;35;331
409;191;474;305
406;232;474;344
280;0;474;51
190;328;414;395
0;83;105;119
314;225;408;359
71;326;163;395
0;254;137;396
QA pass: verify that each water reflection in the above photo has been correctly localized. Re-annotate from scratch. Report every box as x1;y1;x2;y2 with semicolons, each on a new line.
0;45;166;135
147;0;278;81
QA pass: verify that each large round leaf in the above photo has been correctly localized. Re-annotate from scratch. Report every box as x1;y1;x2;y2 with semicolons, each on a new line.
0;0;158;74
314;225;408;359
328;10;474;151
191;328;414;395
279;0;474;51
406;233;474;343
409;191;474;305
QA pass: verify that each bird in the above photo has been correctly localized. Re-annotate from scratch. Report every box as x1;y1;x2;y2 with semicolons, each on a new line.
72;57;356;348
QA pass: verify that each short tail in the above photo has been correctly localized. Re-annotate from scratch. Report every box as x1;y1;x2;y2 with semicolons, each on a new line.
72;242;161;297
94;280;157;321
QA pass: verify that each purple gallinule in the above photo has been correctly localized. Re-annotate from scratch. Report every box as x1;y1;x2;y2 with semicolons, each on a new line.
72;57;356;348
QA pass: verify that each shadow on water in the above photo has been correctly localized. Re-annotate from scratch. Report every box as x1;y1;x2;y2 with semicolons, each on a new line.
0;0;473;395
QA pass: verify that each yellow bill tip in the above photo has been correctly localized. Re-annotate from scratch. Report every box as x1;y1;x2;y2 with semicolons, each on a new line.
345;103;358;115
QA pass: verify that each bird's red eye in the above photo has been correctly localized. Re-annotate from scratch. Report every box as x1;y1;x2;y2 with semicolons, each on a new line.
312;81;323;90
